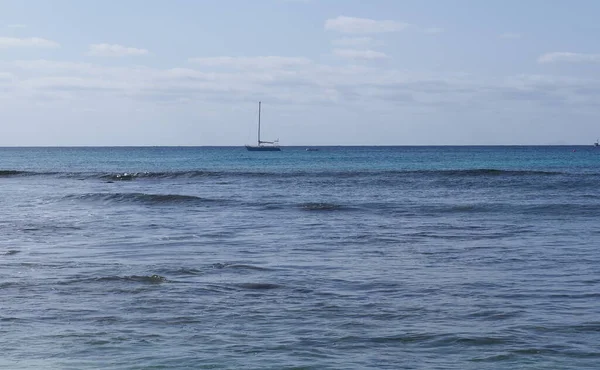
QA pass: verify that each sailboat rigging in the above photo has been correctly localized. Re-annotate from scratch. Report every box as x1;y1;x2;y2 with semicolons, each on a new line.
245;101;281;151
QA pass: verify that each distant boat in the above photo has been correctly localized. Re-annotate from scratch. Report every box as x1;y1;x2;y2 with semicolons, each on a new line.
306;148;319;151
595;139;599;147
245;101;281;151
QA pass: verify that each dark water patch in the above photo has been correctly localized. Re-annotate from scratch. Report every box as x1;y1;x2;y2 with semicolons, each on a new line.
168;267;205;276
258;202;285;211
0;281;23;289
101;274;167;284
234;283;281;290
3;250;20;256
64;192;216;206
545;292;600;299
521;203;600;217
226;264;272;271
0;170;28;177
0;317;22;322
339;333;437;344
521;322;600;335
20;224;83;234
407;230;513;241
432;168;563;177
466;309;524;320
434;335;513;346
299;202;348;211
469;353;515;362
512;347;561;355
296;168;565;179
60;274;168;285
211;262;272;272
162;264;272;276
0;169;62;177
408;202;600;217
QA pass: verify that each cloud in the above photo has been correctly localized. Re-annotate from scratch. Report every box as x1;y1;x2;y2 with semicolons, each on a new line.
188;56;312;69
325;16;408;34
87;43;149;57
499;32;521;39
0;37;59;48
0;72;15;88
333;49;388;60
7;24;27;29
423;27;444;34
331;37;378;47
4;56;600;112
538;52;600;63
21;76;127;92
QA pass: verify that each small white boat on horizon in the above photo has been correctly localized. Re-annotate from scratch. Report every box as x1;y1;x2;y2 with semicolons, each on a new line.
245;102;281;152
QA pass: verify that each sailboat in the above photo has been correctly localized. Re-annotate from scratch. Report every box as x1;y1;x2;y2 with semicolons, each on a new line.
594;139;599;147
245;101;281;151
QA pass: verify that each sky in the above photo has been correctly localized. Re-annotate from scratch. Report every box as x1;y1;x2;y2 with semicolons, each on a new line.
1;0;599;146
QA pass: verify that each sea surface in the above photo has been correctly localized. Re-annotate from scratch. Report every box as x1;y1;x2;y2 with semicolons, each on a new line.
1;146;599;369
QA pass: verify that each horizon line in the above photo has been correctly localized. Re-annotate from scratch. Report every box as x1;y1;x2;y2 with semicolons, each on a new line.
0;144;595;148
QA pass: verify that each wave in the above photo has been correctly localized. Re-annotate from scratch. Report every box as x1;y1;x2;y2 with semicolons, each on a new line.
429;169;563;176
55;274;168;286
211;262;272;271
299;202;349;211
64;192;214;206
233;282;281;290
96;275;167;284
0;170;31;177
0;168;573;181
411;202;600;217
99;171;222;181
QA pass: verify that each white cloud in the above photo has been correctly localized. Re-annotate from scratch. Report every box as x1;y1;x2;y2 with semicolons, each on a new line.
331;37;377;47
325;16;408;34
499;32;521;39
424;27;444;34
21;76;128;91
0;72;15;88
333;49;388;60
0;37;59;48
12;59;98;73
87;43;149;57
538;52;600;63
4;56;600;113
188;56;312;69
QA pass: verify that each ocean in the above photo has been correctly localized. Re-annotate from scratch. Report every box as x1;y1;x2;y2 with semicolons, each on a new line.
1;146;599;369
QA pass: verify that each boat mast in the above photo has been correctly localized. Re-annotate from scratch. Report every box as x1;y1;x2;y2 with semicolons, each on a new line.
258;101;261;146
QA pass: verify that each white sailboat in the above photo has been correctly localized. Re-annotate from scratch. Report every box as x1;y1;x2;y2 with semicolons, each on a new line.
245;101;281;151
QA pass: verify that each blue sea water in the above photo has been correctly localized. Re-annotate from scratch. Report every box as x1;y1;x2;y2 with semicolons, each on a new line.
1;146;599;369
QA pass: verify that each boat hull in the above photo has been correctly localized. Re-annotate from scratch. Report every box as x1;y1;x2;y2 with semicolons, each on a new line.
245;145;281;151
